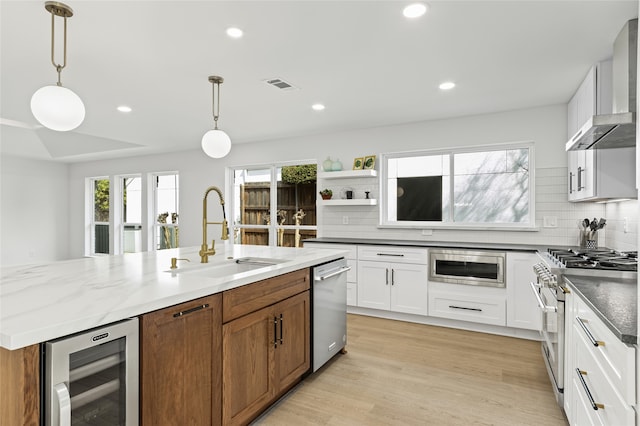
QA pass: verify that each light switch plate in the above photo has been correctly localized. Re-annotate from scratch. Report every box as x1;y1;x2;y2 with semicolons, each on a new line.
543;216;558;228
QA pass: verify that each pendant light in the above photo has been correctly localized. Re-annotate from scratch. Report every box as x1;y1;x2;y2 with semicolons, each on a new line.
31;2;85;132
201;76;232;158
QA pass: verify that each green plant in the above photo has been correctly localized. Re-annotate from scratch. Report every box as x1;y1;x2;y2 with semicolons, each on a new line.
319;189;332;196
281;164;317;184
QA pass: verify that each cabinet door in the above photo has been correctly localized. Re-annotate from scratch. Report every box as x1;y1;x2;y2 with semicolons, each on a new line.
274;291;310;393
563;290;575;422
222;305;274;426
389;262;428;315
505;252;542;330
357;260;391;310
140;294;222;426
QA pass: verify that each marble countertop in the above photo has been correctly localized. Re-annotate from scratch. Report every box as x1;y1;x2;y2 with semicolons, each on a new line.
0;244;346;350
304;237;547;252
563;274;637;345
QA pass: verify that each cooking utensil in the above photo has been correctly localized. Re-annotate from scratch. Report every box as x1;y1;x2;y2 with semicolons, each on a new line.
590;218;598;231
583;218;590;229
597;218;606;229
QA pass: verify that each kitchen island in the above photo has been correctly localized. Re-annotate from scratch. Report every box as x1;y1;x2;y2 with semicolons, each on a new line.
0;244;347;425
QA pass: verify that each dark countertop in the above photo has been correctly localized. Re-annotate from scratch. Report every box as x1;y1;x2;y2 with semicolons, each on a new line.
563;274;637;345
304;237;550;253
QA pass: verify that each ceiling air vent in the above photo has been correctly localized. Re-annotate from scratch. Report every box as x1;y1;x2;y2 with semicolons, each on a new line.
264;78;299;91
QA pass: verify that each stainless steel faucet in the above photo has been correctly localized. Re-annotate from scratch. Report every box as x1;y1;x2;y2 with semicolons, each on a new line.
199;186;229;263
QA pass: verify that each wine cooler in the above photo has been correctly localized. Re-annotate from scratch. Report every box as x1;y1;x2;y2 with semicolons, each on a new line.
43;318;139;426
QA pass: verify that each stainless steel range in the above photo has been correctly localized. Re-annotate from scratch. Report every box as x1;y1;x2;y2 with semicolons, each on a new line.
531;248;637;408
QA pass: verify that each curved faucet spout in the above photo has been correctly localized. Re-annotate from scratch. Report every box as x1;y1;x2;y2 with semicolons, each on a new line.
200;185;229;263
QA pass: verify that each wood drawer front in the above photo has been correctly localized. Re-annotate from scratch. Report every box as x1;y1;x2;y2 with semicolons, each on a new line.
358;245;428;264
428;291;506;326
223;269;310;323
303;242;357;259
574;297;636;405
573;323;635;426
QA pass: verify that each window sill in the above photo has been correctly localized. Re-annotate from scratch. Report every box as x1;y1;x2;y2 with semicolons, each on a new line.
377;224;539;232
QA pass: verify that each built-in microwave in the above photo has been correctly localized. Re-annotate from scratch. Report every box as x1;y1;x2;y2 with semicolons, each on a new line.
429;249;506;288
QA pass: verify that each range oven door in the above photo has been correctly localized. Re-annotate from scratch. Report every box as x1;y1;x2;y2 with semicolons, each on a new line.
530;281;564;401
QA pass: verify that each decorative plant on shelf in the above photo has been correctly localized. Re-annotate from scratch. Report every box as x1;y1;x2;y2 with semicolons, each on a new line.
319;189;333;200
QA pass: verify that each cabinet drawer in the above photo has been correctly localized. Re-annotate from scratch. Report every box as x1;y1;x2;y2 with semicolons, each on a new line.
358;245;428;264
574;297;636;405
222;269;310;323
428;290;506;326
573;323;635;426
303;243;357;260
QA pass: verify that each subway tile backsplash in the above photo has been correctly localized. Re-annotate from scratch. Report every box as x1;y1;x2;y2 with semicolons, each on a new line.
318;167;637;250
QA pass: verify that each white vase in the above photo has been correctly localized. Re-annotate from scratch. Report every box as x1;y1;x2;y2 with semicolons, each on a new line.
331;158;343;171
323;157;333;172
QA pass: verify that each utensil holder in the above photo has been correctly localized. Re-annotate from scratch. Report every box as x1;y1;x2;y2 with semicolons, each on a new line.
579;231;598;249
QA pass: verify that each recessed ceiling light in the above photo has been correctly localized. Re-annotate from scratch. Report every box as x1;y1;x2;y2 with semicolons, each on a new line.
226;27;243;38
312;103;325;111
117;105;132;113
439;82;456;90
403;3;428;18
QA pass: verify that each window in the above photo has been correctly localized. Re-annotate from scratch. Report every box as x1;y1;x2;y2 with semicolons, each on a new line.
382;143;534;228
230;162;317;247
153;173;179;250
122;176;142;253
90;177;110;255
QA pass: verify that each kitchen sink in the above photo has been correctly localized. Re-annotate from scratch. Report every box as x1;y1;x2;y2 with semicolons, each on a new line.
167;257;286;276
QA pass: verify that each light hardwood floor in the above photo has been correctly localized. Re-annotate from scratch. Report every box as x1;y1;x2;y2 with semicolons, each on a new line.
255;314;568;425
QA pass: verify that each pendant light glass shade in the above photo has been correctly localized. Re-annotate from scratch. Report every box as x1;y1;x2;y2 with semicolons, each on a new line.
31;85;85;131
202;75;231;158
201;129;231;158
31;2;84;132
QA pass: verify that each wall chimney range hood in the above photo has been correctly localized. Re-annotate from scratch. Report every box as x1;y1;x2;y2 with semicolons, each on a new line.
566;19;637;151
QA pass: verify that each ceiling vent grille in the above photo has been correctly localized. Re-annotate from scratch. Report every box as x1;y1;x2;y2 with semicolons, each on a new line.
264;78;299;91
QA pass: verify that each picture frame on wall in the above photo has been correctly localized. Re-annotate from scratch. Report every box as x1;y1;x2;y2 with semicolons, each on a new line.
363;155;376;170
353;157;364;170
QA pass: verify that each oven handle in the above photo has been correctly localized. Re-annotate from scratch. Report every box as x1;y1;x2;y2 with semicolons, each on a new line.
529;282;557;313
54;382;71;426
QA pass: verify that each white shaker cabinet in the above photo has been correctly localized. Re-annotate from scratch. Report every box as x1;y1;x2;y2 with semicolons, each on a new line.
505;251;542;331
567;61;612;141
567;147;636;202
357;246;428;315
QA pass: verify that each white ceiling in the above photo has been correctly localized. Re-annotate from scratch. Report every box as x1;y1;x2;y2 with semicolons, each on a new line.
1;0;637;163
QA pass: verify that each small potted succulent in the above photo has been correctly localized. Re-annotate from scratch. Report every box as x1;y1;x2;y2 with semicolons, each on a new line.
319;189;333;200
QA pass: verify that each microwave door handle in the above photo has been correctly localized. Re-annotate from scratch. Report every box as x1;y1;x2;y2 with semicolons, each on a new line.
54;382;71;426
529;282;557;313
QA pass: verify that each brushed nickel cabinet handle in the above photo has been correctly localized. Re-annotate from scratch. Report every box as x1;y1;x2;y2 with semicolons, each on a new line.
449;305;482;312
576;368;605;410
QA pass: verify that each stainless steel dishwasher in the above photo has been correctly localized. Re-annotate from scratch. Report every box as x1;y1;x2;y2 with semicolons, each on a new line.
312;258;350;372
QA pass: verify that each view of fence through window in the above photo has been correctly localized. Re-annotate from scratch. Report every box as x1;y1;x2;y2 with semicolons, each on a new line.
123;177;142;253
93;178;110;254
232;164;317;247
155;174;179;250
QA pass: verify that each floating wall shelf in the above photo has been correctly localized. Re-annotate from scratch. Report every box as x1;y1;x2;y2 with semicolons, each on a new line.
320;199;377;206
318;170;377;179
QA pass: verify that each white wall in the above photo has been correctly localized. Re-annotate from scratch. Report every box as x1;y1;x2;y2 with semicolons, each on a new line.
3;103;635;265
0;155;70;265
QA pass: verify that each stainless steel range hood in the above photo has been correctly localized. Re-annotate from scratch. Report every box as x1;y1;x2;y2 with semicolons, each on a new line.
566;19;637;151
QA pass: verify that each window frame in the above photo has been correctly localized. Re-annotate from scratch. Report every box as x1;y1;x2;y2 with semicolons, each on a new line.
228;160;318;247
380;142;536;230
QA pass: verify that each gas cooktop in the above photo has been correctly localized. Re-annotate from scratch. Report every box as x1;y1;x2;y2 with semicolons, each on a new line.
547;248;637;271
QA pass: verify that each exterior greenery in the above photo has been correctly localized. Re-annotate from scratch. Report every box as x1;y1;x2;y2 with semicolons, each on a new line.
281;164;317;184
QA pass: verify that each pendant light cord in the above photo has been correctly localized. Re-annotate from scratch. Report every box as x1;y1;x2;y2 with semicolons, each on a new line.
212;80;220;130
50;9;68;86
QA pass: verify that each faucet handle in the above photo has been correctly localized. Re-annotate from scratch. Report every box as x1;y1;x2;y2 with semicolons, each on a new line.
211;239;216;255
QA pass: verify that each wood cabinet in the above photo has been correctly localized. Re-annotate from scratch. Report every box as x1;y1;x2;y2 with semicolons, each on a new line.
357;246;428;315
505;251;541;331
222;269;310;425
140;294;222;426
0;344;40;425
